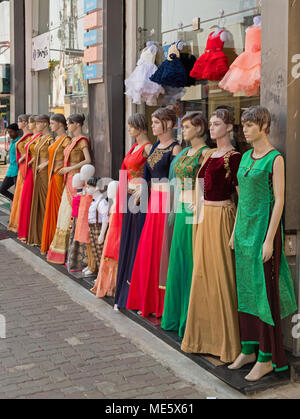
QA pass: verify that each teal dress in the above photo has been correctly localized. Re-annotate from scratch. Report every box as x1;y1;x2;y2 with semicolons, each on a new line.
161;146;209;338
235;149;297;371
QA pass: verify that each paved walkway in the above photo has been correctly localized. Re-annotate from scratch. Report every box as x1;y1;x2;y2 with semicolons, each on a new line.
0;240;241;400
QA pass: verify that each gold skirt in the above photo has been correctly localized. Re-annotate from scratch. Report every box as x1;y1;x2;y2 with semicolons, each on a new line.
181;204;241;363
28;167;48;246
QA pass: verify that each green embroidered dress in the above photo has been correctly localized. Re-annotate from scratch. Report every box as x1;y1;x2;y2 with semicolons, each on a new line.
161;146;209;337
235;149;297;371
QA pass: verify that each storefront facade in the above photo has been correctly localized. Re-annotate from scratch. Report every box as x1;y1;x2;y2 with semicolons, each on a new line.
125;0;300;356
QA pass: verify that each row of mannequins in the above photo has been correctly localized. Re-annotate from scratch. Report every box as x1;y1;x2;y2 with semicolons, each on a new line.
125;16;262;106
8;106;297;383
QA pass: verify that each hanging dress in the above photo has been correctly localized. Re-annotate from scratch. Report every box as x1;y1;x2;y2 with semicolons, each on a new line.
219;25;261;96
114;142;152;309
125;45;165;106
235;150;297;371
127;141;178;318
161;145;209;338
190;30;229;81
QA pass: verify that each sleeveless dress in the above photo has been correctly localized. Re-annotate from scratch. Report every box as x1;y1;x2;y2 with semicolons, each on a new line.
181;150;242;363
114;142;152;309
127;141;178;318
190;30;229;81
219;26;261;96
161;146;209;338
235;150;297;371
125;45;165;106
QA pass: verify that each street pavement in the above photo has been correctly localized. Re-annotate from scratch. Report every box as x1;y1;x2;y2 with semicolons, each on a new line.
0;239;245;400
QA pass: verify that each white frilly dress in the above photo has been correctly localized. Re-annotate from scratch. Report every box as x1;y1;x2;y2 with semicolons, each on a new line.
125;45;165;106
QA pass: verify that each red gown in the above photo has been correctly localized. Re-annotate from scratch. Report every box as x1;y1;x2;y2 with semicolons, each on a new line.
190;30;229;81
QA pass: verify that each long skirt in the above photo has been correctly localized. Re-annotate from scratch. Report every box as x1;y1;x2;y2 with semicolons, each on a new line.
238;224;291;372
8;162;26;232
18;167;34;242
115;194;141;309
181;204;241;364
126;189;169;318
47;175;74;264
161;202;194;338
91;218;118;299
66;217;88;272
28;167;48;246
41;172;64;254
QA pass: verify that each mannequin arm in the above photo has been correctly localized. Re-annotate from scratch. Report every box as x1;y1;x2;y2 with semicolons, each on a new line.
98;221;109;245
28;157;35;166
262;156;285;263
37;160;49;173
18;155;26;164
229;186;239;250
59;148;92;175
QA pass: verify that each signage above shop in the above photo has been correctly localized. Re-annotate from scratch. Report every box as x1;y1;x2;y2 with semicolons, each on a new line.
32;32;50;72
83;0;103;83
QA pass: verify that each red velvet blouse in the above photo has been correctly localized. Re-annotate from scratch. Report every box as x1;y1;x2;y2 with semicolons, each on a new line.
198;151;242;201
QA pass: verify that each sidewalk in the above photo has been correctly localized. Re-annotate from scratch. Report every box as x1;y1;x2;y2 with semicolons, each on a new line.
0;239;246;399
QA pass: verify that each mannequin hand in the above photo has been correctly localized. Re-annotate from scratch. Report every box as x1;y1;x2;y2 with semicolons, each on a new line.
37;162;48;173
58;167;71;176
187;203;195;212
98;235;104;245
262;240;274;264
229;234;235;250
133;189;141;206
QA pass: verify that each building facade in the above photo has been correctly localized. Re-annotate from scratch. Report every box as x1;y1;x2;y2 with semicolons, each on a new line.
8;0;300;356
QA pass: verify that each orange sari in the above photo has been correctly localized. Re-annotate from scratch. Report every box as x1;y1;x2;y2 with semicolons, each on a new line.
41;135;71;254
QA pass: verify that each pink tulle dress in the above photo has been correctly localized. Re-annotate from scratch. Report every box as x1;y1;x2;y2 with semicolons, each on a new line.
219;25;261;96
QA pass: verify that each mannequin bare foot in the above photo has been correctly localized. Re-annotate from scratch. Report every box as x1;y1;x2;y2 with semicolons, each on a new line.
245;361;273;382
228;353;257;370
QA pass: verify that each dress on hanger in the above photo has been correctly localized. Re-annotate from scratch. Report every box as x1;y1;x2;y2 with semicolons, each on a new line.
125;45;165;106
219;25;261;96
190;30;229;81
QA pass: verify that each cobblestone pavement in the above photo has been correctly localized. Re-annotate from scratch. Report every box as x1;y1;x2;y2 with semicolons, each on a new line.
0;243;211;400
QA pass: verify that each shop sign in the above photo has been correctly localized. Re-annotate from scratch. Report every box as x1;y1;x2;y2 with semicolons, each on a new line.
84;63;103;80
84;0;103;14
84;29;103;48
84;45;103;64
84;10;103;31
32;32;50;72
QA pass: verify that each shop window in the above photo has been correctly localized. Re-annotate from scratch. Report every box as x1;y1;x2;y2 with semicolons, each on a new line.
135;0;261;152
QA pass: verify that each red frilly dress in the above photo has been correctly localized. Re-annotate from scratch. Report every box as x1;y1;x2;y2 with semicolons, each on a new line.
190;30;229;81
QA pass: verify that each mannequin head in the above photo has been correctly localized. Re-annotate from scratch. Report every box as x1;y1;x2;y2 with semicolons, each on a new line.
86;177;101;196
72;173;85;190
50;114;67;134
18;114;31;133
253;15;262;27
128;114;148;139
210;108;235;141
181;111;208;142
107;181;119;202
152;106;177;137
80;164;95;182
67;113;85;136
241;106;271;144
28;115;38;134
35;114;50;134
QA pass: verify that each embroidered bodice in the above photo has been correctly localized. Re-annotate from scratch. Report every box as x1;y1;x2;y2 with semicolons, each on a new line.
174;146;209;191
146;142;178;180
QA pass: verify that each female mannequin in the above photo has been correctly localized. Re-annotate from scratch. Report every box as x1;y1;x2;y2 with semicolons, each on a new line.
28;115;55;246
87;177;109;272
91;181;120;299
66;174;88;273
18;116;43;242
114;114;152;310
161;112;210;338
41;114;71;254
76;164;97;277
229;106;297;381
47;114;91;265
181;108;241;363
8;114;33;232
127;106;181;318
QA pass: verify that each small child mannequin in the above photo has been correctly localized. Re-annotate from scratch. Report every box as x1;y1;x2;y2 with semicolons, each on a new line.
91;181;120;300
75;164;96;277
86;177;109;273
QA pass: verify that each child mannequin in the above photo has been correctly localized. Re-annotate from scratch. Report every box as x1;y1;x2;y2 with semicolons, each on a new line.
91;181;120;300
86;177;109;273
66;174;88;273
75;164;97;277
